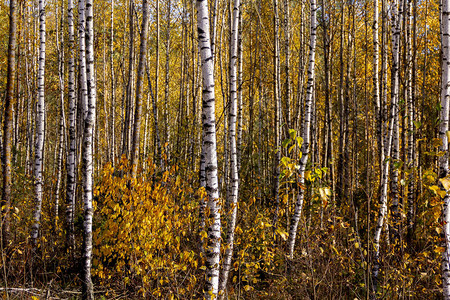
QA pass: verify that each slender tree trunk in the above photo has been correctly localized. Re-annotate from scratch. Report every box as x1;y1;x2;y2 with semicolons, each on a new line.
66;0;77;253
1;0;17;247
237;5;243;174
406;0;415;246
284;0;291;132
78;0;88;172
337;0;346;201
220;0;240;296
122;0;135;159
130;0;150;178
81;0;96;297
211;0;219;66
55;0;66;229
31;0;47;247
196;0;221;297
287;0;316;260
164;0;172;164
373;0;383;193
272;0;282;230
146;64;162;167
155;0;161;168
372;0;402;292
390;0;403;247
110;0;116;165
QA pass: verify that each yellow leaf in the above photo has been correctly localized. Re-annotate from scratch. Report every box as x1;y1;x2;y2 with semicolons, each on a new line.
435;246;446;254
305;170;312;181
331;245;340;255
441;177;450;191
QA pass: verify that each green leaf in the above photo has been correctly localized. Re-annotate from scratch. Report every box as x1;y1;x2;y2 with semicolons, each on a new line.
297;137;304;148
315;168;322;178
281;156;290;166
289;129;297;139
413;120;422;129
282;138;291;148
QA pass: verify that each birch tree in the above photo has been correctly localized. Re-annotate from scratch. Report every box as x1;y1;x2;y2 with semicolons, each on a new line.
1;0;17;247
196;0;221;297
109;0;116;165
372;0;402;291
122;0;135;158
66;0;77;252
31;0;47;247
130;0;150;177
219;0;240;295
55;0;66;228
287;0;317;260
81;0;96;297
272;0;282;230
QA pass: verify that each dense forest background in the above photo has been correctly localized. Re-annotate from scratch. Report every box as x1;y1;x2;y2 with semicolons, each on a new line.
0;0;448;298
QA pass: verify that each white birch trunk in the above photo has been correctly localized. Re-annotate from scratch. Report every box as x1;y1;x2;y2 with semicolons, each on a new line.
272;0;282;231
284;0;291;130
219;0;240;296
406;0;415;243
237;8;243;173
31;0;46;247
55;0;65;229
66;0;77;252
164;0;172;164
81;0;96;297
372;0;402;291
110;0;116;165
373;0;383;172
287;0;316;260
196;0;221;297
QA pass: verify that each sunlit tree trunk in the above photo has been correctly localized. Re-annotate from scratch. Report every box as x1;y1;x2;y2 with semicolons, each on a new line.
110;0;116;165
337;0;346;201
55;0;66;229
390;0;403;248
220;0;240;295
81;0;96;297
373;0;383;181
164;0;172;164
196;0;221;297
237;6;243;173
373;0;402;292
1;0;17;247
287;0;316;260
31;0;47;247
284;0;291;132
406;0;415;246
130;0;150;177
122;0;135;159
66;0;77;253
272;0;282;230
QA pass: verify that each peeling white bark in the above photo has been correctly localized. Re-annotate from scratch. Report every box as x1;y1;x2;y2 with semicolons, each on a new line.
31;0;46;247
196;0;221;298
287;0;316;260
